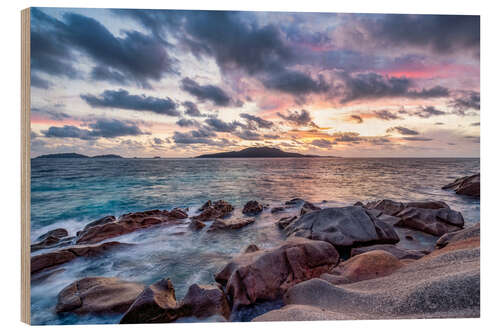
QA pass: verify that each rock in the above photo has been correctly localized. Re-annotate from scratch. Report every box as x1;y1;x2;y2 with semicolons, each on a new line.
31;241;129;274
362;199;464;237
300;201;321;216
56;277;145;315
435;223;480;249
168;208;189;219
285;206;399;248
442;173;480;197
81;216;116;232
36;228;69;241
243;244;260;253
276;216;297;229
180;284;231;319
207;217;255;232
254;231;480;321
285;198;304;206
271;207;285;214
243;200;263;216
31;228;72;252
192;200;234;221
120;278;181;324
189;219;206;231
351;244;428;260
76;209;182;244
395;207;464;236
321;250;403;284
215;237;339;309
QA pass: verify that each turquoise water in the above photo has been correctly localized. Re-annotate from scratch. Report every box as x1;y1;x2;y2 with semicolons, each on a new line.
30;157;480;325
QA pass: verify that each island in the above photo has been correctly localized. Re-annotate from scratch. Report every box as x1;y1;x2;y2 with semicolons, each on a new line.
195;147;329;158
34;153;123;159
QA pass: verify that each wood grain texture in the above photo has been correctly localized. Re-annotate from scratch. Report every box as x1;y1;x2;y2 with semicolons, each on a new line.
21;7;31;325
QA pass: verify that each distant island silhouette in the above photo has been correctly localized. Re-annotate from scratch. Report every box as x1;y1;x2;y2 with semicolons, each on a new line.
195;147;332;158
34;153;123;159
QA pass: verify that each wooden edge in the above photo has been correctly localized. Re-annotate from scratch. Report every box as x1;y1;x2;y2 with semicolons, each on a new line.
21;7;31;325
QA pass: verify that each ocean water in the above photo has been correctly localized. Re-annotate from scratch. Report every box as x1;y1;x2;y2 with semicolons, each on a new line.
30;157;480;325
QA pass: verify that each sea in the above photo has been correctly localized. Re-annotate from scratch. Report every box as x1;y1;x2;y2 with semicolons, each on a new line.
30;157;480;325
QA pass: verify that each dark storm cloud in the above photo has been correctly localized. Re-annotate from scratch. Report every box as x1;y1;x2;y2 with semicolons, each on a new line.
449;91;480;115
262;70;329;95
30;74;53;89
240;113;274;129
386;126;420;135
333;132;362;143
90;66;127;84
339;72;449;103
180;78;234;107
373;110;402;121
30;8;176;87
204;118;243;132
153;137;164;145
368;14;480;55
401;137;433;141
183;101;204;117
235;129;262;141
172;127;229;146
277;109;319;128
81;89;180;116
349;115;363;123
176;118;200;127
413;106;447;118
31;107;71;121
42;119;145;140
311;139;335;148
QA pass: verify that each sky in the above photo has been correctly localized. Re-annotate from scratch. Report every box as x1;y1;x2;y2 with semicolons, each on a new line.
30;8;480;158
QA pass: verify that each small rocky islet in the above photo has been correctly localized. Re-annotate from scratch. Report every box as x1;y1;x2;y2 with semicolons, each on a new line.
30;173;480;323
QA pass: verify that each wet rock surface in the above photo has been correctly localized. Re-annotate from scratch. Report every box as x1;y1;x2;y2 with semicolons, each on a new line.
207;217;255;232
443;173;480;197
56;277;145;315
31;242;130;274
350;244;429;260
285;206;399;248
242;200;264;216
215;237;339;309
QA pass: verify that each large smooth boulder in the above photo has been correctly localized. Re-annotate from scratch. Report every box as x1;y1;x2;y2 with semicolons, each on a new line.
56;277;145;315
31;242;128;274
180;284;231;319
76;209;186;244
192;200;234;221
254;226;480;321
320;250;403;285
362;199;464;236
120;278;180;324
443;174;480;197
285;206;399;248
207;217;255;232
243;200;264;216
276;216;297;229
435;223;480;250
351;244;429;260
215;238;339;309
31;228;71;252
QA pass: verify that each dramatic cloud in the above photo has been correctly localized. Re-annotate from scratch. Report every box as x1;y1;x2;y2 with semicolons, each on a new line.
176;118;200;127
278;109;319;128
349;115;363;123
311;139;335;148
81;89;180;116
262;70;329;95
31;107;71;121
413;106;446;118
450;91;480;115
183;101;204;117
373;110;402;121
204;117;243;132
180;77;233;106
387;126;420;135
43;118;145;140
367;14;480;55
30;8;175;87
470;122;480;127
240;113;273;129
400;137;433;141
235;129;262;141
339;72;449;103
172;128;229;146
31;74;53;89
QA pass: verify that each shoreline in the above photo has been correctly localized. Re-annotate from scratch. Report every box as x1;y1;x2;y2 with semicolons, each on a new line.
29;173;480;324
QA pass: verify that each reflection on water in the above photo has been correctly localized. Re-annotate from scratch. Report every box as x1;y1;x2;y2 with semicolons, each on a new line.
30;157;480;325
